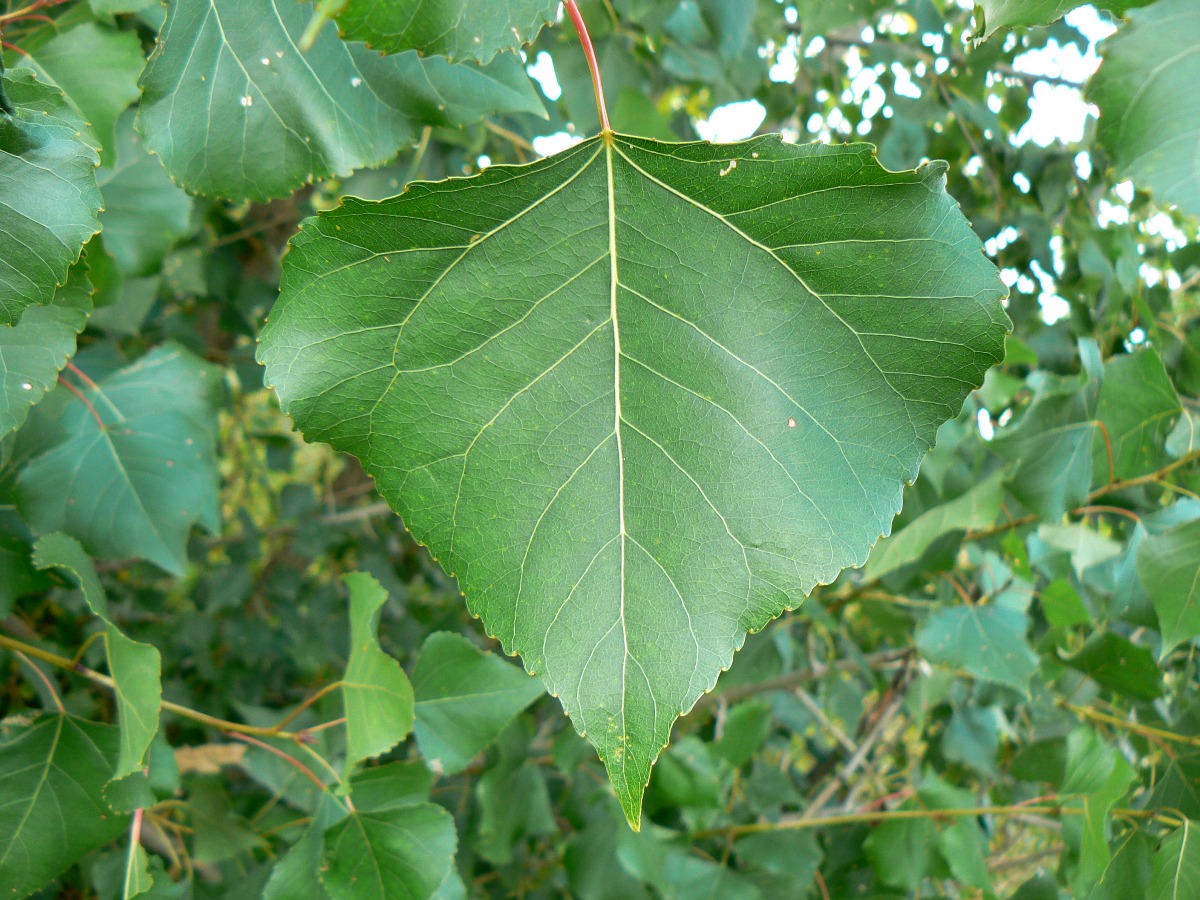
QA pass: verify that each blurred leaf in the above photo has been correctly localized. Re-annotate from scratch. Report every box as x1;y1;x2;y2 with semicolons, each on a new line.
1137;518;1200;655
1090;0;1200;216
864;809;936;892
412;631;543;775
15;344;222;575
1148;820;1200;900
916;604;1038;693
15;21;144;157
1093;349;1181;480
33;532;161;783
0;265;91;437
0;70;102;326
137;0;545;200
1040;577;1091;627
866;470;1005;580
342;572;414;773
975;0;1154;41
0;716;128;898
321;802;457;899
1087;829;1155;900
324;0;558;64
97;111;195;278
1065;633;1163;701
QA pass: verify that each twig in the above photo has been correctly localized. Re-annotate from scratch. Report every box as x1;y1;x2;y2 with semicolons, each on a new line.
692;803;1166;839
1059;701;1200;749
693;648;912;710
0;632;301;739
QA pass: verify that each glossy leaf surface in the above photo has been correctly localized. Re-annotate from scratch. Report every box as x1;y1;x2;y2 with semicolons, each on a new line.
260;133;1008;823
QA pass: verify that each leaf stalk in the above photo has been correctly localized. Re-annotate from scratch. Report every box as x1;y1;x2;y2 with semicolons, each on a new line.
565;0;611;133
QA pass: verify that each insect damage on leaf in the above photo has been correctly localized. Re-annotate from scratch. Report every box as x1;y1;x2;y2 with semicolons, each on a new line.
259;132;1009;827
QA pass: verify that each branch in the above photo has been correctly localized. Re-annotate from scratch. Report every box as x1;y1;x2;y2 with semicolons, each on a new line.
1060;701;1200;749
0;630;308;739
692;648;912;710
692;803;1172;840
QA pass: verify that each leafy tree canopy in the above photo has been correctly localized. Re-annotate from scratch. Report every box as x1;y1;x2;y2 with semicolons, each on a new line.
1;0;1199;897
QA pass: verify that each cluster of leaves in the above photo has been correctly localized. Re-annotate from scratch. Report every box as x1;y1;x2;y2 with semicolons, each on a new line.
0;0;1198;897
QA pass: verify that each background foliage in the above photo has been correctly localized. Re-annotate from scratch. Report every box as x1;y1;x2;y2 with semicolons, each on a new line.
1;0;1199;898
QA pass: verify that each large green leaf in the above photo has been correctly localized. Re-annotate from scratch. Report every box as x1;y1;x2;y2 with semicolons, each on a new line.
412;631;544;774
974;0;1154;41
15;21;145;157
15;344;221;575
0;715;128;898
1137;518;1200;655
136;0;545;201
0;265;91;437
259;134;1008;825
342;572;414;773
1150;820;1200;900
0;69;102;326
33;532;161;782
324;0;559;64
916;604;1038;693
1090;0;1200;217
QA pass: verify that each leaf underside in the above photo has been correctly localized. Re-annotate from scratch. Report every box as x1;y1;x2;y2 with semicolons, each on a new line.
259;133;1009;825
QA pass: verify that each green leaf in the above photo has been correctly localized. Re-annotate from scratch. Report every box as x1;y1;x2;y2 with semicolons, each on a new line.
1093;349;1181;481
1090;0;1200;217
124;842;153;899
916;603;1038;693
136;0;545;201
412;631;543;775
1065;633;1164;700
974;0;1154;41
97;111;195;277
993;368;1098;519
0;70;102;326
0;715;129;898
1149;820;1200;900
342;572;414;773
865;470;1005;580
794;0;888;35
1137;518;1200;655
325;0;559;64
0;264;91;437
15;21;144;157
1088;830;1155;900
864;809;936;892
32;532;161;782
15;344;222;575
1039;577;1091;628
321;803;457;899
259;134;1008;826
